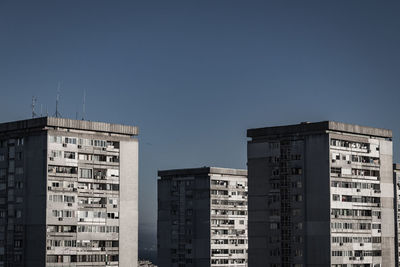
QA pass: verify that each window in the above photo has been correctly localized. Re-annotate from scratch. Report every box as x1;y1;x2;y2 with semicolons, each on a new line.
48;165;77;174
93;154;106;162
50;150;62;158
92;140;107;147
64;137;77;144
78;154;92;161
16;210;22;218
16;138;24;146
79;169;92;179
78;138;91;146
0;169;6;179
15;167;23;175
49;136;62;143
64;152;75;159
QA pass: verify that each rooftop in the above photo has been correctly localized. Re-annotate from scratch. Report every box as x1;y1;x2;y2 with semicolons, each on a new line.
247;121;392;139
158;166;247;177
0;117;138;136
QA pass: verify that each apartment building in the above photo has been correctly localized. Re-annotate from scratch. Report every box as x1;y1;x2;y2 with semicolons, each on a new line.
394;164;400;267
247;121;395;267
0;117;138;267
158;167;248;267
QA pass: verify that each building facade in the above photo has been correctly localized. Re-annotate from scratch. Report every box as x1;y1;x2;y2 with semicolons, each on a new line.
158;167;248;267
247;121;395;267
394;164;400;267
0;117;138;267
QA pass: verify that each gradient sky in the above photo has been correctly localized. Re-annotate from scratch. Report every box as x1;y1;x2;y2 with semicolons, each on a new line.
1;0;399;255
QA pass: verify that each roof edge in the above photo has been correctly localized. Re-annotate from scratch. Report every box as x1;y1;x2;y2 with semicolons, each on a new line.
247;121;392;139
0;117;138;136
158;166;247;177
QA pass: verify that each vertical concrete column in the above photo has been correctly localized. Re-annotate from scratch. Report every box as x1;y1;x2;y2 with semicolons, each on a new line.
120;139;139;267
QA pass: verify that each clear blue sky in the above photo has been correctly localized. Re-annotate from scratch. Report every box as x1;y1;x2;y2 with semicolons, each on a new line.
1;0;399;257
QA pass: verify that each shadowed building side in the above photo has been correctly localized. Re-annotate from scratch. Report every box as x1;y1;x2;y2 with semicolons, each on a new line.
247;121;395;267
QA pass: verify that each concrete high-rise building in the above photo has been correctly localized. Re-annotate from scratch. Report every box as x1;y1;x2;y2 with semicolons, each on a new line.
394;164;400;267
0;117;138;267
247;121;395;267
157;167;248;267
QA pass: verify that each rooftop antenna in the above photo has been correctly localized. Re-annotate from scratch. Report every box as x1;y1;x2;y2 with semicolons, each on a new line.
82;89;86;120
46;106;49;117
40;104;43;117
54;82;62;118
31;96;37;118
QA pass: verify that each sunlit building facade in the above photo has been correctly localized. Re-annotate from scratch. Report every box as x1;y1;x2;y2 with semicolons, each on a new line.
0;117;138;267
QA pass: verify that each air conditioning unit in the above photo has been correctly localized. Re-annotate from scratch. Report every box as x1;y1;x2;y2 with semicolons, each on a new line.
360;256;364;260
47;246;51;250
58;217;63;221
63;143;67;147
332;159;336;163
347;161;351;164
67;203;72;207
378;229;381;233
356;189;361;192
48;186;52;190
102;147;107;151
49;157;54;161
77;145;82;149
360;243;364;246
79;218;84;222
339;242;343;246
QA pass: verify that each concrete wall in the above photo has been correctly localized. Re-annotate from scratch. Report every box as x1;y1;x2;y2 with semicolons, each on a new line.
247;142;271;266
193;175;211;266
120;139;139;267
304;134;330;265
25;132;47;266
157;178;172;267
380;139;395;267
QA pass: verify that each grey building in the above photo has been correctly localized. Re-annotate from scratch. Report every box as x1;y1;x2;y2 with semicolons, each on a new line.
394;164;400;267
0;117;138;267
247;121;395;267
158;167;248;267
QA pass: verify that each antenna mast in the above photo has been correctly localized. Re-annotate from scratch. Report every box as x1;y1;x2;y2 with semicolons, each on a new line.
54;82;62;118
82;89;86;120
31;96;37;118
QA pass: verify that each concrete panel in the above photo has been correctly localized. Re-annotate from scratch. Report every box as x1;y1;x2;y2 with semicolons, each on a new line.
25;133;47;266
120;139;138;267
